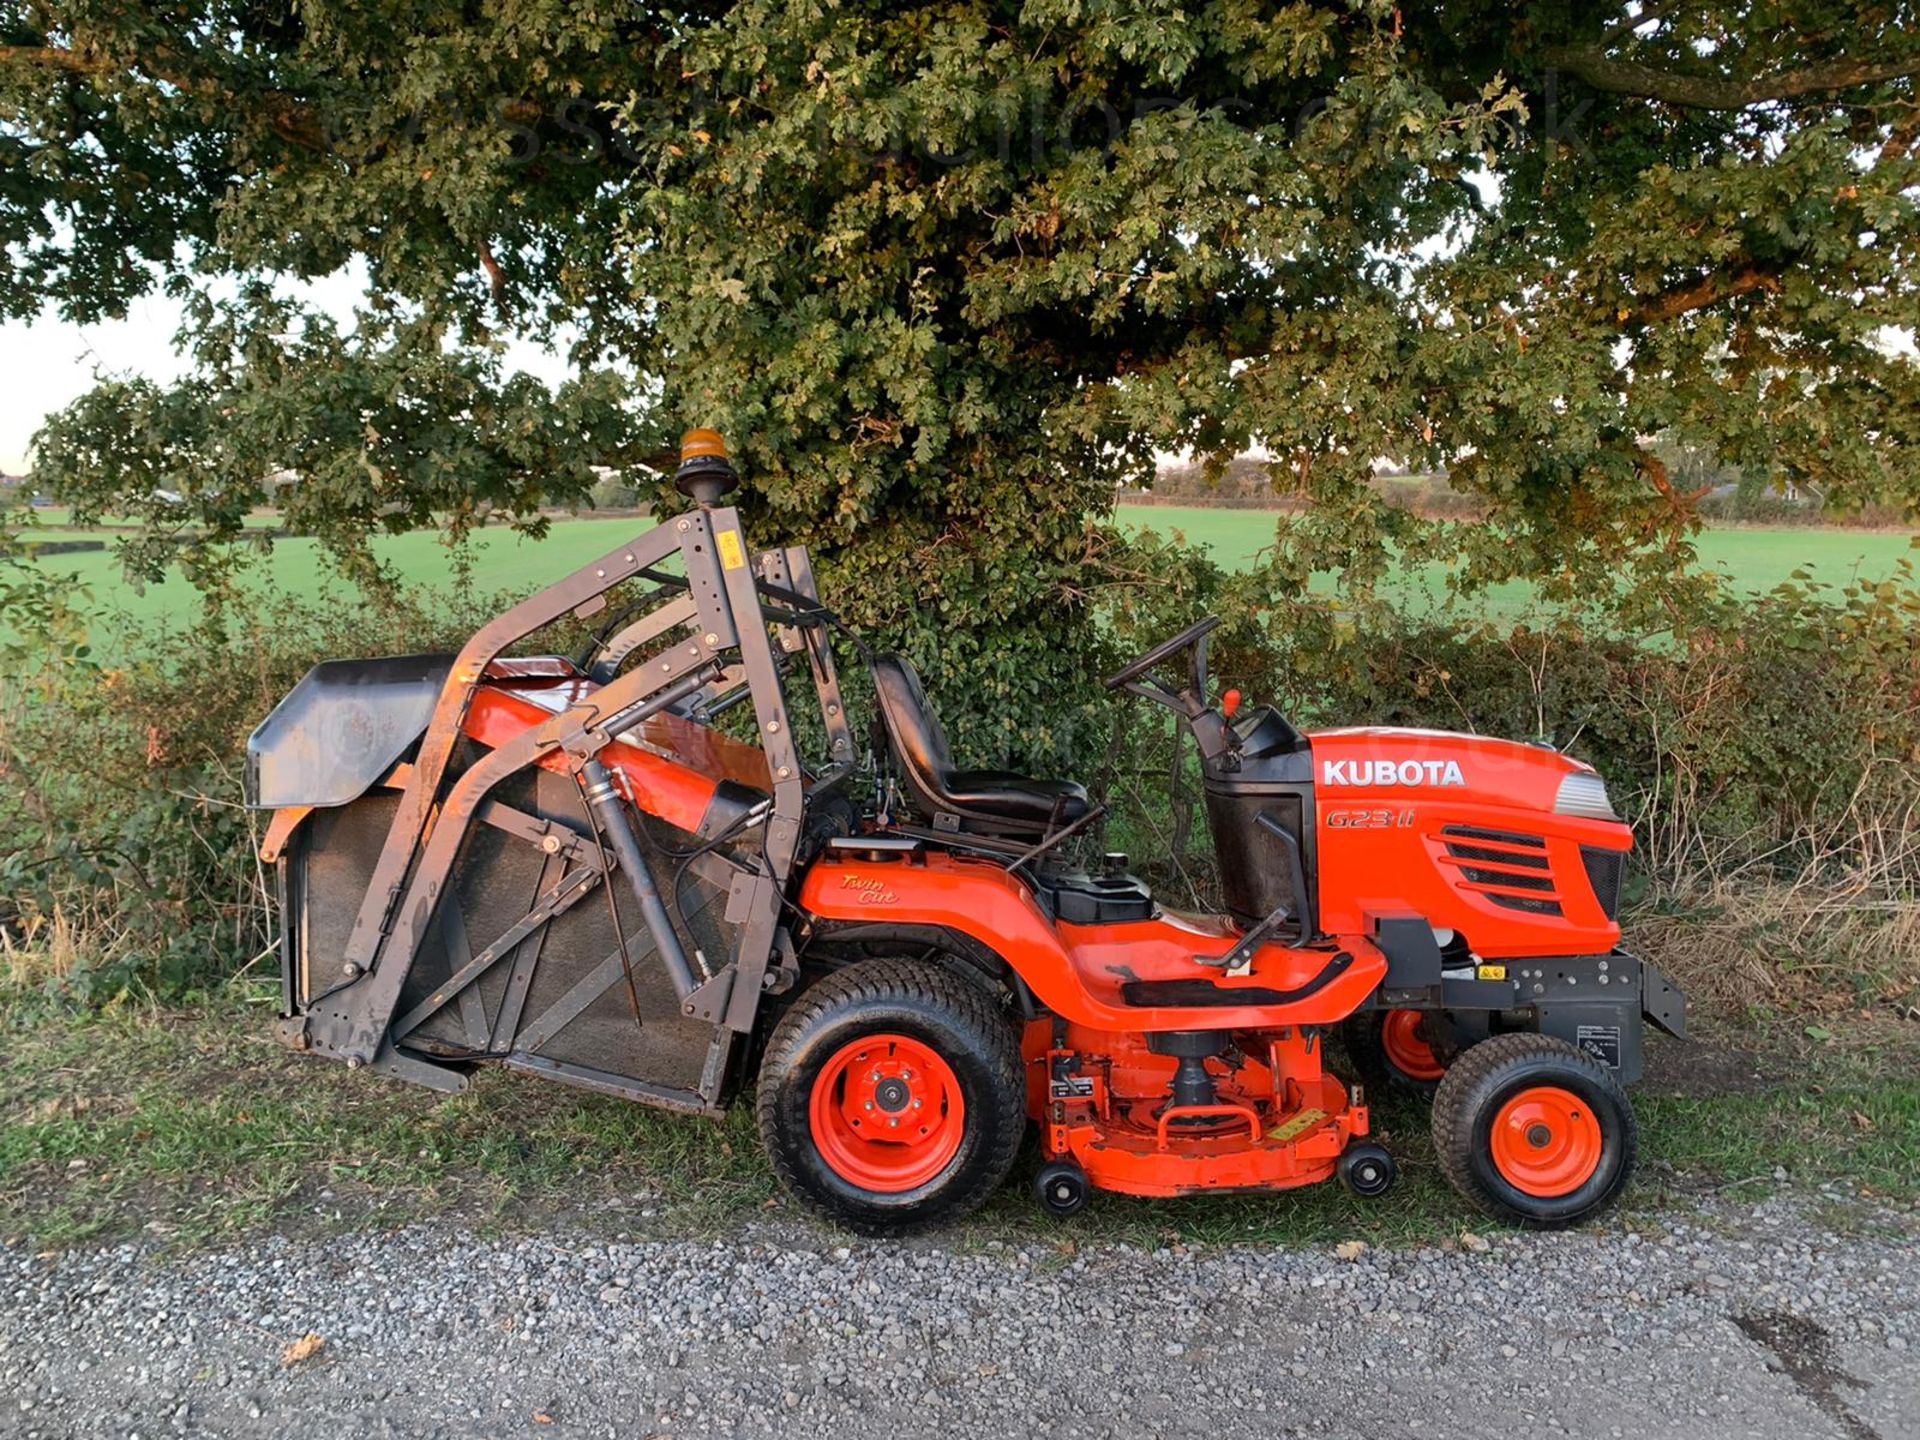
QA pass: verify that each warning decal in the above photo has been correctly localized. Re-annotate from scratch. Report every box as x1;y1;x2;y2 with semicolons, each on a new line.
1575;1024;1622;1069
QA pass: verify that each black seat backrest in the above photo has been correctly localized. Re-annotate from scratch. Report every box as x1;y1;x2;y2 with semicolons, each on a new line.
869;653;1091;836
870;654;955;810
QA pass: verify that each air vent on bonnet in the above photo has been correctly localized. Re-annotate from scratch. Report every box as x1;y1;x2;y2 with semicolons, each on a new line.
1487;892;1565;916
1444;840;1551;871
1441;825;1545;851
1458;866;1555;892
1439;826;1564;917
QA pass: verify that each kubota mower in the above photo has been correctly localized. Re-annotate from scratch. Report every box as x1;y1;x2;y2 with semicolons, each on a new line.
248;430;1685;1233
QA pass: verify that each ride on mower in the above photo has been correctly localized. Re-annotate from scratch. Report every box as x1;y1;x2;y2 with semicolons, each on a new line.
248;430;1685;1233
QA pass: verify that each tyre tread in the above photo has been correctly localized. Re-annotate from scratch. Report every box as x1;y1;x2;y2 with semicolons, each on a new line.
754;958;1024;1235
1430;1031;1638;1228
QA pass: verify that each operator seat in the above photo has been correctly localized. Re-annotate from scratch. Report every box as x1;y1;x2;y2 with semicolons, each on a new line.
870;655;1090;835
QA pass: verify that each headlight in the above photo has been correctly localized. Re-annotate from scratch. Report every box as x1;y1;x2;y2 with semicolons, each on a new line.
1554;772;1617;821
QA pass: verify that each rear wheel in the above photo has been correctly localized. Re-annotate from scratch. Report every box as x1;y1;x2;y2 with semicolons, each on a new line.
1345;1009;1453;1095
1431;1033;1637;1228
756;958;1025;1235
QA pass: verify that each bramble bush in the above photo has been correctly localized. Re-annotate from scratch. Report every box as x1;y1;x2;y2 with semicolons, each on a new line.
0;586;500;1007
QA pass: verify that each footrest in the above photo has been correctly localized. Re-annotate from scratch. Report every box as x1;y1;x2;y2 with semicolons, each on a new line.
1119;950;1356;1008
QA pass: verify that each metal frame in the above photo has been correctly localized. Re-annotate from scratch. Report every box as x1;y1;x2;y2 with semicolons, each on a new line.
283;503;845;1112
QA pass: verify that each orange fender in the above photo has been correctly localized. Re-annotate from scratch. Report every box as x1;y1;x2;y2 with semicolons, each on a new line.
799;854;1385;1032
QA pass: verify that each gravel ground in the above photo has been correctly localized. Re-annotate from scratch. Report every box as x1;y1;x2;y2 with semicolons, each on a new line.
2;1196;1917;1440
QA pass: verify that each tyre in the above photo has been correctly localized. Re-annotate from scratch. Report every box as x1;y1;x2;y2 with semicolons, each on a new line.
755;958;1025;1235
1431;1033;1638;1228
1344;1008;1453;1095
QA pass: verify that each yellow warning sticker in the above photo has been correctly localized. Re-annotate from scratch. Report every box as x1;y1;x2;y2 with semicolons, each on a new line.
1477;964;1508;981
716;529;747;571
1267;1107;1327;1143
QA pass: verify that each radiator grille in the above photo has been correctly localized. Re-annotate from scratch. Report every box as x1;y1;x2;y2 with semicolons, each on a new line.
1459;866;1556;893
1446;841;1551;871
1441;825;1547;851
1580;846;1626;920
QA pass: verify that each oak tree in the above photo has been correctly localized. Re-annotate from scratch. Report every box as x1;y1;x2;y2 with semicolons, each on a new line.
6;1;1916;755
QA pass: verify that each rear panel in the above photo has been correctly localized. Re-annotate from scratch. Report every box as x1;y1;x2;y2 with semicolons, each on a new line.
283;763;739;1097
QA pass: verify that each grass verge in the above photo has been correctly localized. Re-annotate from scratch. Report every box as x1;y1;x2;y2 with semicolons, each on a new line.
2;998;1916;1254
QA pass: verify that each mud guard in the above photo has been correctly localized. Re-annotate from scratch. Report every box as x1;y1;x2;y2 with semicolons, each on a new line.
799;857;1386;1032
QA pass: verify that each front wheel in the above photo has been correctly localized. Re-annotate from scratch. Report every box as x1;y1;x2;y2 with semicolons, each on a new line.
755;958;1025;1235
1430;1033;1638;1228
1035;1161;1091;1218
1344;1008;1454;1095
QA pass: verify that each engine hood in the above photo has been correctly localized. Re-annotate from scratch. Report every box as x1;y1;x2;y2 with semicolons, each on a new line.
1306;726;1610;819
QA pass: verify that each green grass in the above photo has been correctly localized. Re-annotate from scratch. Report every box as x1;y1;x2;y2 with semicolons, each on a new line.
0;998;768;1249
1118;504;1918;614
22;516;661;643
16;506;1911;645
4;1000;1914;1252
1639;1084;1920;1203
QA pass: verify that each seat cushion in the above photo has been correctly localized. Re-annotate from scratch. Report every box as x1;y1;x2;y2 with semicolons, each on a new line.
942;770;1090;826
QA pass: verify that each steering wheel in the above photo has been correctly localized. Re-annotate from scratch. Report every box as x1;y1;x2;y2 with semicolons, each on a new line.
1103;615;1222;695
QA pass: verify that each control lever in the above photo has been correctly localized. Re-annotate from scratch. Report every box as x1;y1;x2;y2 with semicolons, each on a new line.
1194;895;1298;972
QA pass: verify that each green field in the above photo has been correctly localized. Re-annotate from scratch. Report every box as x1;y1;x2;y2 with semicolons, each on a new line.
1119;505;1917;597
7;504;1914;645
10;506;285;531
15;516;667;641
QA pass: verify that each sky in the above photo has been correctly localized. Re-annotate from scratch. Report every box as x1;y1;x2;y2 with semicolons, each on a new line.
0;291;199;476
0;266;574;477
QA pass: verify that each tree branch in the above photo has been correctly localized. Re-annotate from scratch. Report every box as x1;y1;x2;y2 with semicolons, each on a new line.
1636;451;1712;511
478;241;507;308
1634;265;1781;324
0;44;108;77
0;41;328;151
1595;4;1672;51
1545;44;1920;110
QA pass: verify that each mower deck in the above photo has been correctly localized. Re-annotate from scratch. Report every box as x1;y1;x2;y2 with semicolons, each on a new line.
1027;1024;1365;1197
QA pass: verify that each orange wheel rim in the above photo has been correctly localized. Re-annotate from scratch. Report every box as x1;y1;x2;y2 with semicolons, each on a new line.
1380;1010;1447;1082
1490;1085;1603;1197
808;1034;966;1193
